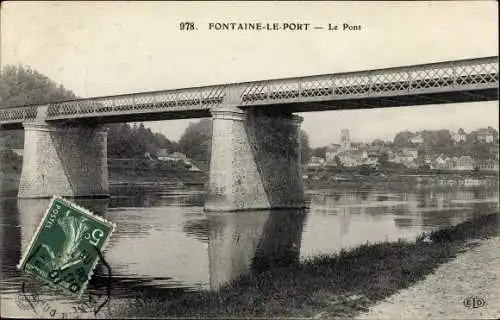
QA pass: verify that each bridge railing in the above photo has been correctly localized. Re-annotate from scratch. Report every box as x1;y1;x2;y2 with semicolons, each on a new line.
44;85;225;119
240;56;498;105
0;85;226;123
0;57;498;124
0;105;39;123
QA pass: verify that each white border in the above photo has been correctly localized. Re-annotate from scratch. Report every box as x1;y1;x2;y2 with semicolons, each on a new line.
16;195;117;298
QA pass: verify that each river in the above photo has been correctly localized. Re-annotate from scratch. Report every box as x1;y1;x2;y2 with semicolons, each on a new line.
0;183;498;317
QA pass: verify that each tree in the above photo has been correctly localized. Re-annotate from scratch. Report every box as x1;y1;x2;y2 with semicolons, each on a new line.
488;126;499;142
299;130;312;165
334;155;343;168
434;130;453;147
371;139;385;147
312;146;328;158
177;119;313;172
178;119;213;172
393;131;414;147
470;144;493;160
0;65;78;149
107;124;134;158
0;65;77;107
377;152;389;168
106;122;178;159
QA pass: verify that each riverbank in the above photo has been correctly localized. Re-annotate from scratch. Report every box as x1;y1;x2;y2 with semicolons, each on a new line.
0;169;207;196
107;211;498;319
305;170;498;190
357;236;500;319
2;169;496;196
109;170;206;187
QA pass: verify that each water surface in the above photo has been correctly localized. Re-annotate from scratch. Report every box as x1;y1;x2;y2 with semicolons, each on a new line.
1;184;498;317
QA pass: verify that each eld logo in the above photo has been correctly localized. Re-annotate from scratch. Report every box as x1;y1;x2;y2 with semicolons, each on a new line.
463;296;486;309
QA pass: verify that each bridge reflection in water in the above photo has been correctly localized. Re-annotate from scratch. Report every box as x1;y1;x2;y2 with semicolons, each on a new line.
15;198;307;292
207;210;306;290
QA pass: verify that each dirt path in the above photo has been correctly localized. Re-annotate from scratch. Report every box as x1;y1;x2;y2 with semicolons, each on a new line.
357;236;500;320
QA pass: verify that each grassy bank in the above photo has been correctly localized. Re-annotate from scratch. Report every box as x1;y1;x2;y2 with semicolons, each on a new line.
109;211;498;319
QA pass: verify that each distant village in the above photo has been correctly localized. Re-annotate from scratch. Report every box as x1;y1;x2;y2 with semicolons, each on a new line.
145;149;202;172
307;127;499;172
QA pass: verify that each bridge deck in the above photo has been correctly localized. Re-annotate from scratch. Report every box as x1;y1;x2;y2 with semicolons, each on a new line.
0;56;498;128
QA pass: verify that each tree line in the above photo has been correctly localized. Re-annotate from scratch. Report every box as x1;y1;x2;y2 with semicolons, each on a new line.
392;129;498;160
107;123;179;159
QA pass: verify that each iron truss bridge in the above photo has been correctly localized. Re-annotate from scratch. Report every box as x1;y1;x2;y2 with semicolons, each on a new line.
0;56;498;127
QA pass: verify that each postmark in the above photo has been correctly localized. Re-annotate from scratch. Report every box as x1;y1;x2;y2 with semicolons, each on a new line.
15;249;113;318
17;196;116;297
16;275;111;318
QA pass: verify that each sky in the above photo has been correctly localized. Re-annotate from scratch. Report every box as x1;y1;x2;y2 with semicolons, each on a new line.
1;1;498;147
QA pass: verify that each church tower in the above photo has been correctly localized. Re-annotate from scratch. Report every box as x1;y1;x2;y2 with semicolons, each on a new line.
340;129;350;149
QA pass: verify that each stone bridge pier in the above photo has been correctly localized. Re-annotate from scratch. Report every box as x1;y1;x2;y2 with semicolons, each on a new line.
18;107;109;198
205;106;306;211
17;104;304;208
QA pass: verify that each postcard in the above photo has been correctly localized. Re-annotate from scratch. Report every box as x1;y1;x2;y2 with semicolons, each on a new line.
0;1;498;319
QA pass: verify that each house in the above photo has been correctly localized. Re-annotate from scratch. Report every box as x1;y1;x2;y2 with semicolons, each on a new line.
325;144;342;163
472;127;497;143
350;142;363;151
404;160;419;169
336;150;364;167
402;148;418;160
171;152;187;161
157;149;188;162
431;155;457;170
371;139;385;147
390;153;402;162
423;154;433;165
10;149;24;157
307;156;326;169
157;149;169;160
489;145;499;159
451;129;467;143
363;157;379;166
409;134;424;145
365;147;382;158
455;156;475;170
434;154;447;165
187;163;202;172
475;159;499;172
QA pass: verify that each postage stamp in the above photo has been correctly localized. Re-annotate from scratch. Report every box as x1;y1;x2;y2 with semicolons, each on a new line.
16;196;116;297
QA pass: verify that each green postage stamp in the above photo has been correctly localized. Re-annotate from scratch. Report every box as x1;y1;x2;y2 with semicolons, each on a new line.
17;196;116;297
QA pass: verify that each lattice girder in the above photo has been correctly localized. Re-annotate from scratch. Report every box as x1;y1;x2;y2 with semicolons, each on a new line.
0;57;497;124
